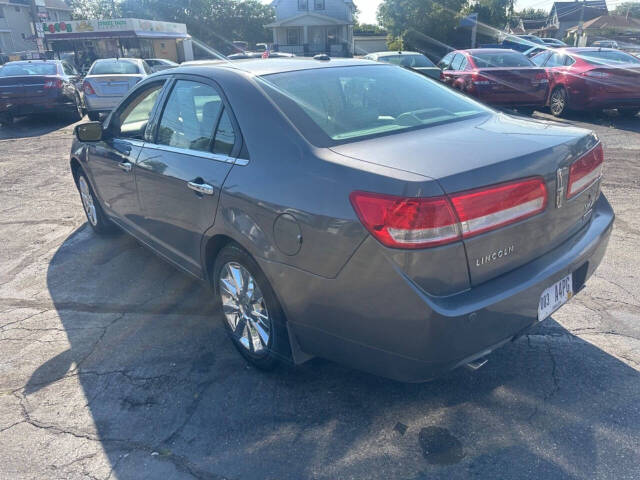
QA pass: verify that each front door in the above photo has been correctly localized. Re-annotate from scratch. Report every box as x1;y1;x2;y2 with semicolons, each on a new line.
87;80;166;231
134;77;241;277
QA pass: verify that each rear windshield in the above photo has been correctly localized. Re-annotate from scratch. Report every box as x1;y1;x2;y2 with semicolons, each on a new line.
380;54;435;68
471;52;533;68
0;63;57;76
259;65;489;146
90;60;141;75
578;50;640;65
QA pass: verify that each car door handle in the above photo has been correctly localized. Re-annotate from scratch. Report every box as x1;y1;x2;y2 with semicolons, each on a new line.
187;181;214;195
118;161;132;172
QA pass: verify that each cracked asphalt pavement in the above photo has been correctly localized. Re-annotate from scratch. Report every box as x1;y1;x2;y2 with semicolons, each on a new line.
0;111;639;479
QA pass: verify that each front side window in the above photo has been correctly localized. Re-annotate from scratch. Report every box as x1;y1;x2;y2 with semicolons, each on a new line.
116;82;165;139
156;80;225;153
260;65;489;145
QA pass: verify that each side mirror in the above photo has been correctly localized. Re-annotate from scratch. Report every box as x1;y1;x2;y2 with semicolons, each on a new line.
75;122;103;142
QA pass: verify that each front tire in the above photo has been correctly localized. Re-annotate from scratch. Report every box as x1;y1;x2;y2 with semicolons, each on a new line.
68;94;84;122
549;87;569;117
213;243;290;370
76;171;115;234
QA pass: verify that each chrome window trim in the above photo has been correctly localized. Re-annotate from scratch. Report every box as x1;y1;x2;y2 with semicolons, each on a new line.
123;139;145;148
142;142;243;165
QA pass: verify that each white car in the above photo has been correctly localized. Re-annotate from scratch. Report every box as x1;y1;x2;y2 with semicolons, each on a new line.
82;58;151;120
144;58;178;72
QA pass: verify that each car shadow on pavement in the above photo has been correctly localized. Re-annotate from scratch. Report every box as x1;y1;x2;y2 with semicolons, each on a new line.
533;109;640;134
30;224;640;479
0;115;81;140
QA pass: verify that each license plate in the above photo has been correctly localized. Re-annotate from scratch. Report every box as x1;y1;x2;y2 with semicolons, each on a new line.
538;273;573;321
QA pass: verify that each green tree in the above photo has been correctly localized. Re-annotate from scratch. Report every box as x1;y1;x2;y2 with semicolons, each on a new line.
377;0;469;56
463;0;515;29
515;7;548;20
613;2;640;17
69;0;121;19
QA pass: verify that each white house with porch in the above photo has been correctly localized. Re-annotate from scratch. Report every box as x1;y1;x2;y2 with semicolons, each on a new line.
266;0;355;57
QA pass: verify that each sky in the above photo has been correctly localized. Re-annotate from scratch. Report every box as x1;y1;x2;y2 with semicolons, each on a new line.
259;0;562;26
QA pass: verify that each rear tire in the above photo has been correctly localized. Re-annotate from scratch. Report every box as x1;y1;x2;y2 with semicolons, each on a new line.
213;243;290;370
549;87;569;117
68;94;84;122
75;170;115;234
618;108;639;118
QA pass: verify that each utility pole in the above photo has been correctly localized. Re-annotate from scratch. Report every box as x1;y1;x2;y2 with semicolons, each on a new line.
576;0;586;47
29;0;46;54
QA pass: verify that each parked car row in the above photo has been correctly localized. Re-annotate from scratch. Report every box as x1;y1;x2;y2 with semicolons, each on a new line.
0;57;179;125
365;46;640;118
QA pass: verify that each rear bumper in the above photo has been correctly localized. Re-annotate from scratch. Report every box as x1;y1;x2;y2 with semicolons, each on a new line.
262;194;614;382
0;96;76;117
84;95;121;112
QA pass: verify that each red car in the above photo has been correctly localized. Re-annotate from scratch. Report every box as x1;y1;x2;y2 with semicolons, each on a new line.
531;47;640;117
438;48;549;111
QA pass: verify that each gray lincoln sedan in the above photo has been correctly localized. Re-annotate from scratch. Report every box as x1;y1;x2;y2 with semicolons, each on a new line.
69;58;614;382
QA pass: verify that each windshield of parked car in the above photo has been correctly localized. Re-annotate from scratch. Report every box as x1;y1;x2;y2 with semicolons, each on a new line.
0;63;57;76
89;60;141;75
578;50;640;65
380;54;435;68
259;65;489;145
470;52;533;68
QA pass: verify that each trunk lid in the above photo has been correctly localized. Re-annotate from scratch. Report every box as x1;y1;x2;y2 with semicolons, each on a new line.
331;113;600;285
587;65;640;93
0;75;56;99
84;75;142;96
474;67;547;94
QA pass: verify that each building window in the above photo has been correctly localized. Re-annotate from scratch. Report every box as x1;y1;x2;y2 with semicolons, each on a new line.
287;28;300;45
314;0;325;9
298;0;308;10
0;7;4;18
15;6;21;12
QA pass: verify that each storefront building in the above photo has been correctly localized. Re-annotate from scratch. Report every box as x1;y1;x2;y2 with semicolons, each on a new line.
42;18;193;70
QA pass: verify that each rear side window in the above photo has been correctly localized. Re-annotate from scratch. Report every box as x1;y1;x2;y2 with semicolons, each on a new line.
450;54;464;71
156;80;229;153
470;52;533;68
531;51;551;66
546;53;566;67
0;63;57;76
90;60;140;75
212;108;236;156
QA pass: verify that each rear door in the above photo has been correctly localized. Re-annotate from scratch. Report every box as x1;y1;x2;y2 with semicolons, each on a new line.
87;80;167;230
134;75;241;276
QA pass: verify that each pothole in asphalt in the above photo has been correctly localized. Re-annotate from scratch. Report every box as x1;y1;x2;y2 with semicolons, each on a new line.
418;426;465;465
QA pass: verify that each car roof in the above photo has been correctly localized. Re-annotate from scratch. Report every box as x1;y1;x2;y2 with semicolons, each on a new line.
561;47;618;52
173;57;379;76
371;51;423;57
459;48;521;54
93;58;140;62
3;60;60;65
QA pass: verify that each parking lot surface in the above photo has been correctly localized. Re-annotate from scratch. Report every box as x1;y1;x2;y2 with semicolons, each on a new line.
0;111;639;479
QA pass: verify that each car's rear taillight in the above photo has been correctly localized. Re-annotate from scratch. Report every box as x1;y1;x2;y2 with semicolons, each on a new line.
83;81;96;95
44;78;63;89
449;177;548;239
349;192;461;249
471;72;494;86
567;143;603;199
350;178;548;249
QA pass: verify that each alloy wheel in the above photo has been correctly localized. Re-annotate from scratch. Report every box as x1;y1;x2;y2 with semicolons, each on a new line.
78;176;97;226
218;261;271;355
550;88;566;116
